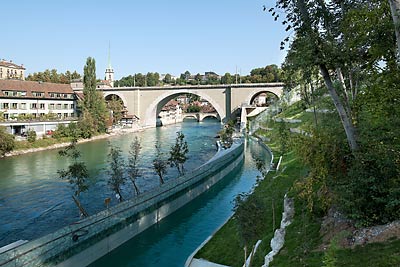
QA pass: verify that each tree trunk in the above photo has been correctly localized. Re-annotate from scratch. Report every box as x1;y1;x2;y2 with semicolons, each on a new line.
158;174;165;185
133;181;140;196
72;195;89;218
319;64;359;152
389;0;400;64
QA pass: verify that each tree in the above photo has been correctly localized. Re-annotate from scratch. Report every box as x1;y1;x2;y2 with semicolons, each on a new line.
221;73;234;84
27;129;37;143
127;137;141;195
58;140;90;217
269;0;362;152
163;73;172;84
82;57;108;133
233;193;267;267
153;143;168;184
106;96;124;124
168;131;189;176
107;145;126;202
26;69;81;83
0;127;15;157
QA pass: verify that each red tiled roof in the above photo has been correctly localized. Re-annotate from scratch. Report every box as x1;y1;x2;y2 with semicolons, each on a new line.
0;79;74;98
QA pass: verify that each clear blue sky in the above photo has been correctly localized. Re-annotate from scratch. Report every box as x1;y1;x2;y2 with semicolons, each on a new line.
2;0;287;79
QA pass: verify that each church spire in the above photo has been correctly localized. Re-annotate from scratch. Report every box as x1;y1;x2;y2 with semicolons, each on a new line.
108;41;112;69
105;42;114;87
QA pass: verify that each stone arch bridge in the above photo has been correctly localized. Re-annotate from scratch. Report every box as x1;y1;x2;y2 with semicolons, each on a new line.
99;83;283;128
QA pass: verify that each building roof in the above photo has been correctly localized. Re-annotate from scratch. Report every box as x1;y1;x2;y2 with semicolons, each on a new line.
0;60;25;70
0;79;74;98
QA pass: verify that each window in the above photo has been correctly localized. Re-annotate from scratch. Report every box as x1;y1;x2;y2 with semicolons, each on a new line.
20;103;26;109
63;104;68;109
11;103;17;109
57;113;62;118
70;104;75;109
63;94;68;98
49;103;55;110
31;103;37;109
56;93;61;98
32;92;44;97
56;104;62;110
3;103;9;109
70;113;75;117
40;103;45;109
64;113;68;118
49;93;55;98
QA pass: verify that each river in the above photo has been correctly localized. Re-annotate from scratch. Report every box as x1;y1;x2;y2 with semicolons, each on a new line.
0;119;223;247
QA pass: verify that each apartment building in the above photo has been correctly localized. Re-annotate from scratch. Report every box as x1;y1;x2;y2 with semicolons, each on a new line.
0;79;77;135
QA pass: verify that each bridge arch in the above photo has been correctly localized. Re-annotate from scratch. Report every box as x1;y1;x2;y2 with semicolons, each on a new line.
182;114;199;121
248;91;279;107
201;113;219;121
144;90;224;127
103;92;128;108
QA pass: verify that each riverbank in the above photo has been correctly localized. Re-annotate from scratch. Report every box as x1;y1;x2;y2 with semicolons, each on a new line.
4;125;144;158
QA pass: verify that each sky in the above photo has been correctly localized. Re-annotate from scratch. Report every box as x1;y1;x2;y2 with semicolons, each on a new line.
1;0;288;80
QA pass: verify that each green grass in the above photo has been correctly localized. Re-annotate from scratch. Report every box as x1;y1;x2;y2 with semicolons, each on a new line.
336;239;400;266
195;139;308;267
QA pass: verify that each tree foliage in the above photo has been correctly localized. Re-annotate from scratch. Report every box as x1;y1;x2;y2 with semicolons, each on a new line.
106;96;124;124
107;145;126;202
127;137;141;195
58;140;90;217
82;57;108;133
153;143;168;185
233;192;267;266
168;131;189;176
0;127;15;157
26;69;81;84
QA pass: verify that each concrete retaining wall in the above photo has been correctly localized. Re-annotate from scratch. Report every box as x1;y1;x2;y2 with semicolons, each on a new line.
0;142;244;267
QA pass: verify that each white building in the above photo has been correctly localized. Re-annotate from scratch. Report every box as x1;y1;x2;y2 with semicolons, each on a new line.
0;60;25;80
0;79;77;135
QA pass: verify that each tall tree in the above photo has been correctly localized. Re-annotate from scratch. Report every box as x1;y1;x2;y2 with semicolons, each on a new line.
269;0;362;151
58;140;90;217
127;137;141;195
82;57;108;133
168;131;189;176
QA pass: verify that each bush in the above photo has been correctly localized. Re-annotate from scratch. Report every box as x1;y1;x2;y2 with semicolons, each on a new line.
0;127;15;156
27;130;37;143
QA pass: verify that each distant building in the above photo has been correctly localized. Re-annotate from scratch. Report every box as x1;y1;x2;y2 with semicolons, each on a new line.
0;60;25;80
0;79;77;136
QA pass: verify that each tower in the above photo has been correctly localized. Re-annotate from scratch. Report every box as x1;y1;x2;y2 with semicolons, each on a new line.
105;43;114;87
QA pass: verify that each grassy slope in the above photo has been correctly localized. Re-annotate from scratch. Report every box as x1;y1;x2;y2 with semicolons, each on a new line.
195;99;400;267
